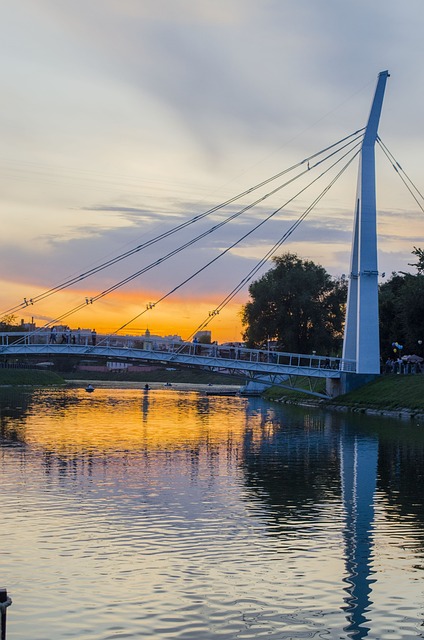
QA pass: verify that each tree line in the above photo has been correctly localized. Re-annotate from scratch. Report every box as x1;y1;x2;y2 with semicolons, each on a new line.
241;248;424;359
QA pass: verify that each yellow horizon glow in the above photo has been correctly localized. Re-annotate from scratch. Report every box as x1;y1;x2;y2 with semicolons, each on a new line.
1;280;247;343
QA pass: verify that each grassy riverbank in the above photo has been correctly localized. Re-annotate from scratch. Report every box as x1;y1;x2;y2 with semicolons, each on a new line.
329;375;424;412
265;374;424;414
0;367;244;387
0;369;66;386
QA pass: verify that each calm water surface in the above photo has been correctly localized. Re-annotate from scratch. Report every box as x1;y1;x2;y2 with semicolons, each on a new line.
1;387;423;639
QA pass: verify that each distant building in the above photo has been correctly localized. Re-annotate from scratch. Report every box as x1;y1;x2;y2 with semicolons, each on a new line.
194;330;211;344
19;319;35;331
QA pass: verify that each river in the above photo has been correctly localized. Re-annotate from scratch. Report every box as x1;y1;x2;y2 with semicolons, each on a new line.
0;386;423;639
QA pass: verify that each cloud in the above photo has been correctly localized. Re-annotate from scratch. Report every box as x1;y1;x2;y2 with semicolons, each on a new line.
1;1;424;337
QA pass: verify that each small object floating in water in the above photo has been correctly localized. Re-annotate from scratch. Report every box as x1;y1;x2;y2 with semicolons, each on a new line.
85;384;95;393
144;384;150;391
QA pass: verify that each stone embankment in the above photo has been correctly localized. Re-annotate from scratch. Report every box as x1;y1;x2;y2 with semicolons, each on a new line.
269;395;424;422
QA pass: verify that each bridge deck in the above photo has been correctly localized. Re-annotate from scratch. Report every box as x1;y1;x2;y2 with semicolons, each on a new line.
0;332;356;380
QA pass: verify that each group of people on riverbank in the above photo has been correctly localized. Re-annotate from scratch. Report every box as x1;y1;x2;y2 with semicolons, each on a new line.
384;356;422;374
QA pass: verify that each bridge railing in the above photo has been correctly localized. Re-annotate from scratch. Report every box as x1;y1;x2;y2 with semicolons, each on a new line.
0;331;93;347
170;342;356;372
0;331;356;372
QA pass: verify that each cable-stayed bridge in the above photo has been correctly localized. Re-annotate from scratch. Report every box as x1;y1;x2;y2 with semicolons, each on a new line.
0;330;356;398
1;70;420;397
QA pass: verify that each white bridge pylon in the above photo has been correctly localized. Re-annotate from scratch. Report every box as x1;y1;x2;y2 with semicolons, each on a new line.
342;70;390;374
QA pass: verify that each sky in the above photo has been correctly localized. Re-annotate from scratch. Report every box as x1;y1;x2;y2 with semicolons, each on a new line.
1;0;424;342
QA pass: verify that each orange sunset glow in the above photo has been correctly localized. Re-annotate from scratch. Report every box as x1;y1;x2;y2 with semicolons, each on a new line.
2;279;246;343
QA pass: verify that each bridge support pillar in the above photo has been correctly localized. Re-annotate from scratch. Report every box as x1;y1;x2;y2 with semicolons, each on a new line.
240;380;269;395
326;377;342;398
328;372;378;398
342;70;389;374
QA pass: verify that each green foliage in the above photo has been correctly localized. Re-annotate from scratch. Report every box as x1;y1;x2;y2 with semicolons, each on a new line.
241;253;347;355
379;248;424;357
408;246;424;274
241;247;424;360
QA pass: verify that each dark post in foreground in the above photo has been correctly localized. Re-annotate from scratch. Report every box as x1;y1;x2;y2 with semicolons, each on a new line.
0;588;12;640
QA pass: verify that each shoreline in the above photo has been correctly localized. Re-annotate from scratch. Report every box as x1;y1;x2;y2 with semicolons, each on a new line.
3;376;424;421
65;379;243;393
269;396;424;422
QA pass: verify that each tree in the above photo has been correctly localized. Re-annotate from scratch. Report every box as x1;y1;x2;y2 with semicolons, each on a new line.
0;314;18;331
408;246;424;274
379;249;424;357
241;253;347;355
379;271;424;356
379;273;406;353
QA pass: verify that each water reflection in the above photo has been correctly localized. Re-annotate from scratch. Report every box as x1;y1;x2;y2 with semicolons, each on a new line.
0;389;423;639
340;435;377;639
0;387;34;447
239;401;424;638
241;403;375;637
241;403;342;526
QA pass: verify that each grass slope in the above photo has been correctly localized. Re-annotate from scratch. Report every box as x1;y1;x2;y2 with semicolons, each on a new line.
265;374;424;413
0;369;65;386
264;378;327;402
329;374;424;411
65;369;245;385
